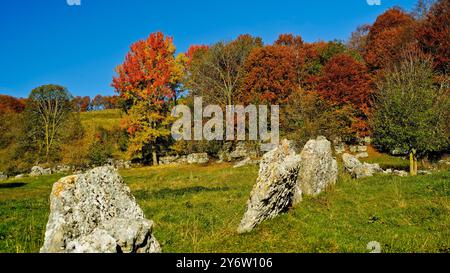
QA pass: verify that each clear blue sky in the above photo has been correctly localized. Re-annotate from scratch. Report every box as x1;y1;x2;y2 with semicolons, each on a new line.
0;0;417;98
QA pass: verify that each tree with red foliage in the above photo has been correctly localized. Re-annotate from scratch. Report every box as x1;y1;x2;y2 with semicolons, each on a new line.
416;0;450;73
112;32;180;164
91;95;106;110
80;96;91;111
112;32;178;105
365;8;417;70
185;45;209;65
317;54;373;136
241;45;298;105
72;96;91;112
0;95;25;114
274;34;304;48
104;95;119;109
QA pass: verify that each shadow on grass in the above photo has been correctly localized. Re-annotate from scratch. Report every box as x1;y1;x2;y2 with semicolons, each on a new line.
134;186;230;199
0;183;27;189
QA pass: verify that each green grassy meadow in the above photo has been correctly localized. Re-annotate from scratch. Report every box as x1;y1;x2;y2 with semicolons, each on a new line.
1;163;449;253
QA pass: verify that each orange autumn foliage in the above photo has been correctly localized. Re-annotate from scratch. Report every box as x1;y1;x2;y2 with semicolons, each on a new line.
317;54;373;136
0;95;25;114
240;45;299;105
365;8;417;70
112;32;177;105
416;0;450;73
185;45;209;65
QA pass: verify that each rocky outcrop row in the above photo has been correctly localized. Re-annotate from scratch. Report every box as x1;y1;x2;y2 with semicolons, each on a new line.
237;140;301;234
238;137;339;233
159;153;209;165
342;153;415;178
40;166;161;253
342;153;383;178
30;166;52;177
233;157;260;168
218;142;260;162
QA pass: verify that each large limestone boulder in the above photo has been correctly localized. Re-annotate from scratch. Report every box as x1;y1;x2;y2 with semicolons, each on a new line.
342;153;383;179
40;166;161;253
294;136;338;203
237;140;301;234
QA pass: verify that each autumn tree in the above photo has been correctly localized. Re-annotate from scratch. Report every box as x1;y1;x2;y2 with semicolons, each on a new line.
299;40;359;86
274;34;304;48
348;24;371;57
416;0;449;73
0;95;25;114
365;8;417;70
112;32;181;164
91;94;106;110
372;54;449;175
103;95;119;109
185;34;263;107
412;0;436;20
0;95;25;149
71;96;91;112
240;45;298;105
316;54;373;137
185;45;209;65
283;89;356;146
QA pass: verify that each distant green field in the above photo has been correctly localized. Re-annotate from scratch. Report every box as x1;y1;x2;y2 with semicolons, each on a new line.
80;109;122;130
1;164;449;253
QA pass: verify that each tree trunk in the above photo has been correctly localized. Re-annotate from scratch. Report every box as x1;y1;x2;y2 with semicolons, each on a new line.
152;151;158;166
414;156;418;175
410;152;414;176
410;151;418;176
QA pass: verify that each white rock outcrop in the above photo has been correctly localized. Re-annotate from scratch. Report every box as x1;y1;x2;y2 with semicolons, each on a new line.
294;136;338;203
40;166;161;253
237;140;301;234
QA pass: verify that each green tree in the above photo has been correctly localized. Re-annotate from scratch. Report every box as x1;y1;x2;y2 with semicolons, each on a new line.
372;54;449;175
23;84;74;163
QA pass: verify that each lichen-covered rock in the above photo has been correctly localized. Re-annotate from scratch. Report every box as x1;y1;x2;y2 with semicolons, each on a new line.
393;170;409;177
294;136;338;203
356;152;369;159
233;157;260;168
237;140;301;234
51;165;72;174
30;166;52;176
357;146;368;152
342;153;383;179
0;172;7;181
106;159;132;169
159;155;181;165
334;143;346;155
187;153;209;164
333;137;346;154
40;166;161;253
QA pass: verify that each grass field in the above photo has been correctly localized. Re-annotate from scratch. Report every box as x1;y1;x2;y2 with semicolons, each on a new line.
1;163;449;253
80;109;122;131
